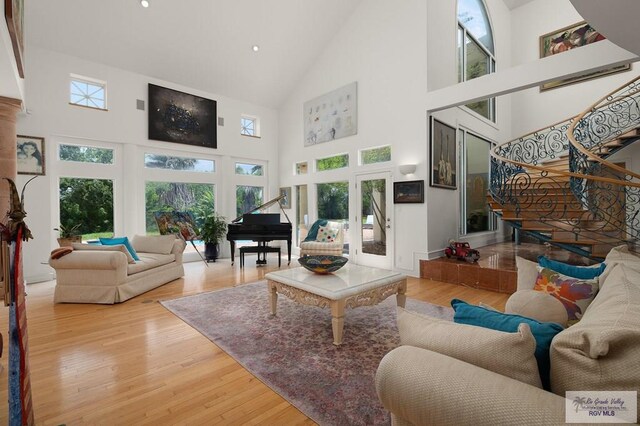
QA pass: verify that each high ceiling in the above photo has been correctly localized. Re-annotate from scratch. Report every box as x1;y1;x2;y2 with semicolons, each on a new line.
25;0;363;108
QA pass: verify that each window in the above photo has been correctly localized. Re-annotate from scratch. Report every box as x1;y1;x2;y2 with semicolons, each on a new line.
59;177;114;240
361;146;391;165
145;182;215;234
316;154;349;172
236;185;264;217
457;0;495;121
460;130;496;234
295;162;308;175
295;185;308;246
317;181;349;254
59;144;114;164
235;162;264;176
69;74;107;110
144;154;215;173
241;115;259;137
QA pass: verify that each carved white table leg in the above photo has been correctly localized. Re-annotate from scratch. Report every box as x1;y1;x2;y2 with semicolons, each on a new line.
396;278;407;308
268;280;278;316
331;299;346;346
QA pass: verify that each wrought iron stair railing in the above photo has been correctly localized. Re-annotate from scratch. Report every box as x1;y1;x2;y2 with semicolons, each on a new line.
490;76;640;259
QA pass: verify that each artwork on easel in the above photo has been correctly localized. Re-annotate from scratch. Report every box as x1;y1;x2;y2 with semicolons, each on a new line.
154;211;199;241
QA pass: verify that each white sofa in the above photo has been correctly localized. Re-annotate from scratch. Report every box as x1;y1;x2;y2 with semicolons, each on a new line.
375;245;640;425
50;235;186;304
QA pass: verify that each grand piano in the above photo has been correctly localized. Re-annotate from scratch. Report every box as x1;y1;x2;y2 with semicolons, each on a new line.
226;194;292;266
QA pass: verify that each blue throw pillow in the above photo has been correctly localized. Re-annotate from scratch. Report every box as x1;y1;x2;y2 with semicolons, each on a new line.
538;256;606;280
303;220;328;242
451;298;564;390
99;237;140;261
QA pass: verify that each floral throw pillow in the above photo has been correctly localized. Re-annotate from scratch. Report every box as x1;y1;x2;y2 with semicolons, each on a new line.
315;225;338;243
533;266;599;325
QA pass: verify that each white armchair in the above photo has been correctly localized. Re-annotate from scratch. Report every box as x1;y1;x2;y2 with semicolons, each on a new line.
299;220;344;256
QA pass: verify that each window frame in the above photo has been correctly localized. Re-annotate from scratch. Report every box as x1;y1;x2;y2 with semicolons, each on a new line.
360;145;392;166
240;115;260;138
69;73;108;111
316;153;349;172
457;0;496;122
459;128;498;235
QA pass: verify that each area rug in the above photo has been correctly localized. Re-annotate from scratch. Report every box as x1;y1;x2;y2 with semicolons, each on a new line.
160;281;453;425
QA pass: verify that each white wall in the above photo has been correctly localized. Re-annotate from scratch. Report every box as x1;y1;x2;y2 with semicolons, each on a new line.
425;0;513;258
510;0;640;137
278;0;513;276
17;47;280;283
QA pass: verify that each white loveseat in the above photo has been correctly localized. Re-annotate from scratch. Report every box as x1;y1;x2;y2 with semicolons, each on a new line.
50;235;186;304
375;245;640;425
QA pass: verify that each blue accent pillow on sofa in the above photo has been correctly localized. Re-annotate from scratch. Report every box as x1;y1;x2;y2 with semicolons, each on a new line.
303;220;328;242
538;256;606;280
451;298;564;390
99;237;140;261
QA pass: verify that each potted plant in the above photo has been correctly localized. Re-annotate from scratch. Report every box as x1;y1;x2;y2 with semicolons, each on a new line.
54;224;82;247
200;213;227;262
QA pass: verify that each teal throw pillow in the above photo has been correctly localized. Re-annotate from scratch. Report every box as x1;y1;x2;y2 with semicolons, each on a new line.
303;220;328;242
99;237;140;261
538;256;606;280
451;298;564;390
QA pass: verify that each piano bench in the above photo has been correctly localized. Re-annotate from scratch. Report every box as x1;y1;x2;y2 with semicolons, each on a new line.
239;245;281;268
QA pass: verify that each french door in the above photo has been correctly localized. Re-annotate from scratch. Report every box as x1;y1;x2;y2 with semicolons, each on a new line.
355;172;392;269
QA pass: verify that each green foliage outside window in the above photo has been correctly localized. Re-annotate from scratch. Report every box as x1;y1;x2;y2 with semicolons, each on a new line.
145;182;215;233
317;182;349;220
59;145;113;164
361;146;391;165
316;154;349;171
59;177;114;238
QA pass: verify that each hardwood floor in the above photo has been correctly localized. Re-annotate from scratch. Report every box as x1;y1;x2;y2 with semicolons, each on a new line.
0;258;509;425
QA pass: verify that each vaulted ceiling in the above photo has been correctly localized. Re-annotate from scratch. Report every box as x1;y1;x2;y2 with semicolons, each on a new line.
26;0;363;108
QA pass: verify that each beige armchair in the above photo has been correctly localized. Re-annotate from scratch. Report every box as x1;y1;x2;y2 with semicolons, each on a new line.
299;220;344;256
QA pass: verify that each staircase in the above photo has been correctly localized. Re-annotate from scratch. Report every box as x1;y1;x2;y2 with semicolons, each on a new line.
489;76;640;260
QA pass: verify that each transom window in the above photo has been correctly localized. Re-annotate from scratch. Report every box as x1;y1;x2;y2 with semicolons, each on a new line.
144;153;215;173
235;162;264;176
316;154;349;172
69;74;107;110
361;146;391;165
457;0;495;122
241;115;259;137
59;144;114;164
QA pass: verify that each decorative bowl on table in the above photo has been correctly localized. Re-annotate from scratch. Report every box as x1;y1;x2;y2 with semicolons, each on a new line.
298;255;348;274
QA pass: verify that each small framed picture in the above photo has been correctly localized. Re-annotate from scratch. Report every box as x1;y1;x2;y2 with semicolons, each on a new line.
279;187;292;209
429;117;456;189
17;135;45;176
393;180;424;204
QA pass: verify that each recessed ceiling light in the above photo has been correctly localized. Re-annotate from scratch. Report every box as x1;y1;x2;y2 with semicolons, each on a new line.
252;45;260;52
140;0;149;8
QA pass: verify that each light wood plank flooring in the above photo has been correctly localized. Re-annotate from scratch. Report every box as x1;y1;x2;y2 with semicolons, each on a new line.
0;258;508;425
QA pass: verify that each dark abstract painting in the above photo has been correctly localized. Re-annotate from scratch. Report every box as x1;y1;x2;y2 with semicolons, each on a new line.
148;84;217;148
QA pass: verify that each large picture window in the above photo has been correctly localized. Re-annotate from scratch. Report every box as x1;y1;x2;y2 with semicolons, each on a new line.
458;0;496;121
145;182;215;234
59;177;114;240
236;185;264;217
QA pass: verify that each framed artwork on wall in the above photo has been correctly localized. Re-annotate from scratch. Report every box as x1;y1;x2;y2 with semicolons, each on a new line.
393;180;424;204
148;84;217;149
539;21;631;91
304;82;357;146
429;117;457;190
279;187;291;209
17;135;45;176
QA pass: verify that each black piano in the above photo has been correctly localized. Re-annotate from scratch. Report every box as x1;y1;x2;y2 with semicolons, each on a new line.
226;195;292;266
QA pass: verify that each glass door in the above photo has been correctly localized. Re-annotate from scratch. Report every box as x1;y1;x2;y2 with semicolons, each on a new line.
355;172;392;269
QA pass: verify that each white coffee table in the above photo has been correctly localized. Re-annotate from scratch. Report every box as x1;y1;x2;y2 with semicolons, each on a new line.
265;264;407;345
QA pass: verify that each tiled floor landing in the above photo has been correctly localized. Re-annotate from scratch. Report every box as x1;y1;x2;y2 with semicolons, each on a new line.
420;241;593;294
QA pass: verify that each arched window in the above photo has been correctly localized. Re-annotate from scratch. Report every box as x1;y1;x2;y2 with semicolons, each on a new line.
458;0;496;121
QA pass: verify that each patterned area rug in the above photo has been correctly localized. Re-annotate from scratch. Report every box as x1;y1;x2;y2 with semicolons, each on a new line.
161;281;453;425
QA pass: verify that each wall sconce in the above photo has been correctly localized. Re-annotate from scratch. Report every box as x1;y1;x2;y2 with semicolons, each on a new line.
398;164;417;175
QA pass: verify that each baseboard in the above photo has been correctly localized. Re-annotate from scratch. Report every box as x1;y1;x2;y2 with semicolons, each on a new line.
26;272;55;284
